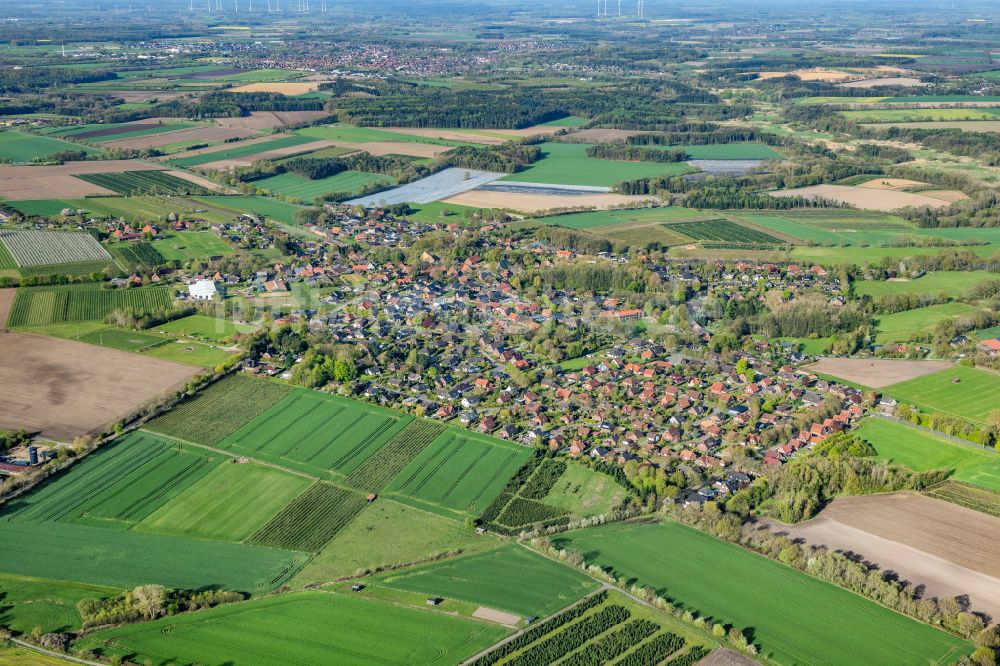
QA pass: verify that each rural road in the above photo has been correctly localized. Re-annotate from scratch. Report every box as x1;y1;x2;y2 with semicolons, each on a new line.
9;637;103;665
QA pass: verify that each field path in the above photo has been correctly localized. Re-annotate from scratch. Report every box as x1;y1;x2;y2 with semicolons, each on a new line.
10;637;102;665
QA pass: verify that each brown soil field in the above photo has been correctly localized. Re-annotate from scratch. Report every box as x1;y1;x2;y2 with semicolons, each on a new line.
442;190;656;213
230;81;319;95
0;288;15;329
0;331;198;441
757;68;855;81
839;77;927;88
771;184;959;211
161;169;228;192
565;128;648;143
0;160;163;200
862;121;1000;132
98;125;258;150
383;127;506;145
102;90;193;102
472;607;520;626
271;111;331;126
75;122;173;140
762;493;1000;620
211;111;329;131
336;140;451;158
919;190;970;203
855;178;928;190
196;140;338;170
804;357;953;388
697;649;758;666
158;133;295;162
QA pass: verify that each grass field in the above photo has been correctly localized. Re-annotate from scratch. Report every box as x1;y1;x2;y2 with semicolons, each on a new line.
170;135;318;168
0;130;96;162
376;544;598;617
0;644;76;665
216;390;414;478
297;123;464;146
668;219;784;245
141;338;238;367
541;463;628;518
76;170;209;195
883;365;1000;425
7;199;77;217
253;170;392;201
874;302;981;343
293;499;500;584
151;314;254;341
854;271;997;298
842;108;1000;122
0;573;119;635
78;327;165;351
193;195;307;224
137;461;313;542
501;143;695;187
147;374;294;445
247;482;369;552
556;521;970;666
532;206;706;230
660;143;781;160
7;284;171;327
857;417;1000;491
76;591;508;666
150;231;234;262
385;428;533;519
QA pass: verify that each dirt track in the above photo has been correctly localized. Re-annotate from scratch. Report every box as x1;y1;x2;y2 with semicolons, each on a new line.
0;331;198;441
804;357;953;388
763;493;1000;620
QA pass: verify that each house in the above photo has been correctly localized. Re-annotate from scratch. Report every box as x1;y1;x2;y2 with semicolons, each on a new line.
188;279;222;301
981;339;1000;354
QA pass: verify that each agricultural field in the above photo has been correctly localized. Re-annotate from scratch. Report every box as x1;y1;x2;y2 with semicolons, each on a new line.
771;184;960;212
6;199;78;217
927;481;1000;518
215;389;414;478
77;327;165;351
375;544;598;617
107;241;165;267
842;108;1000;122
541;463;628;518
151;314;254;341
344;419;446;493
853;271;997;298
385;428;534;519
0;230;110;268
7;284;171;327
531;206;708;230
668;219;785;245
500;143;695;187
75;170;210;195
666;143;782;160
194;195;306;224
0;331;197;440
874;302;981;343
252;170;392;201
76;591;508;666
137;461;313;542
883;365;1000;425
246;482;369;552
0;573;119;635
293;498;500;584
150;230;234;262
141;337;239;367
147;373;294;445
556;521;971;666
857;417;1000;491
169;135;317;168
297;123;464;146
0;130;97;163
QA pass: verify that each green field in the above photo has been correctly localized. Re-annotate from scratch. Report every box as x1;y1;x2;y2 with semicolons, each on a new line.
0;573;119;635
147;374;295;445
247;482;369;552
137;461;313;542
193;195;307;224
541;463;628;518
293;499;500;584
874;302;981;343
297;123;464;146
76;170;209;195
857;417;1000;491
7;199;77;217
669;219;784;245
150;231;234;262
152;314;254;341
842;108;1000;122
76;591;508;666
253;170;392;201
541;115;589;127
500;143;695;187
385;428;533;519
142;338;238;367
78;327;165;351
216;390;414;478
652;143;781;160
855;271;997;298
532;206;706;230
556;521;970;666
377;544;598;617
8;284;171;327
883;365;1000;425
169;135;318;168
0;130;96;162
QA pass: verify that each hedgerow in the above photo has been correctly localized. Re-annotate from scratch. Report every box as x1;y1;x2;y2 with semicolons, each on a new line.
612;632;686;666
507;605;631;666
560;619;659;666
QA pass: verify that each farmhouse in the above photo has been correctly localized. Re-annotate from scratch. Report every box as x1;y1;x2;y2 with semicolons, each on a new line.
188;279;223;301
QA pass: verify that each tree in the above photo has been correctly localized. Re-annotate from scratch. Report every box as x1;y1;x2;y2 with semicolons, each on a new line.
132;585;167;620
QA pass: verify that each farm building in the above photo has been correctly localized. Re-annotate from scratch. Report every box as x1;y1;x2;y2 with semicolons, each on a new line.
188;279;223;301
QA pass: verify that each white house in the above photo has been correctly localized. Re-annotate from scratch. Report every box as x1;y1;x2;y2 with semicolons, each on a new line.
188;279;223;301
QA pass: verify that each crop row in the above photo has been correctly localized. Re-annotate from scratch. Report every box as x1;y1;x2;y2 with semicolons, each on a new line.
927;481;1000;518
77;170;210;196
469;590;609;666
344;419;445;493
147;375;294;445
8;285;171;327
507;605;631;666
0;230;111;267
668;220;782;245
495;496;568;531
561;620;659;666
247;482;368;552
661;647;712;666
611;631;686;666
520;459;567;499
109;242;165;267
